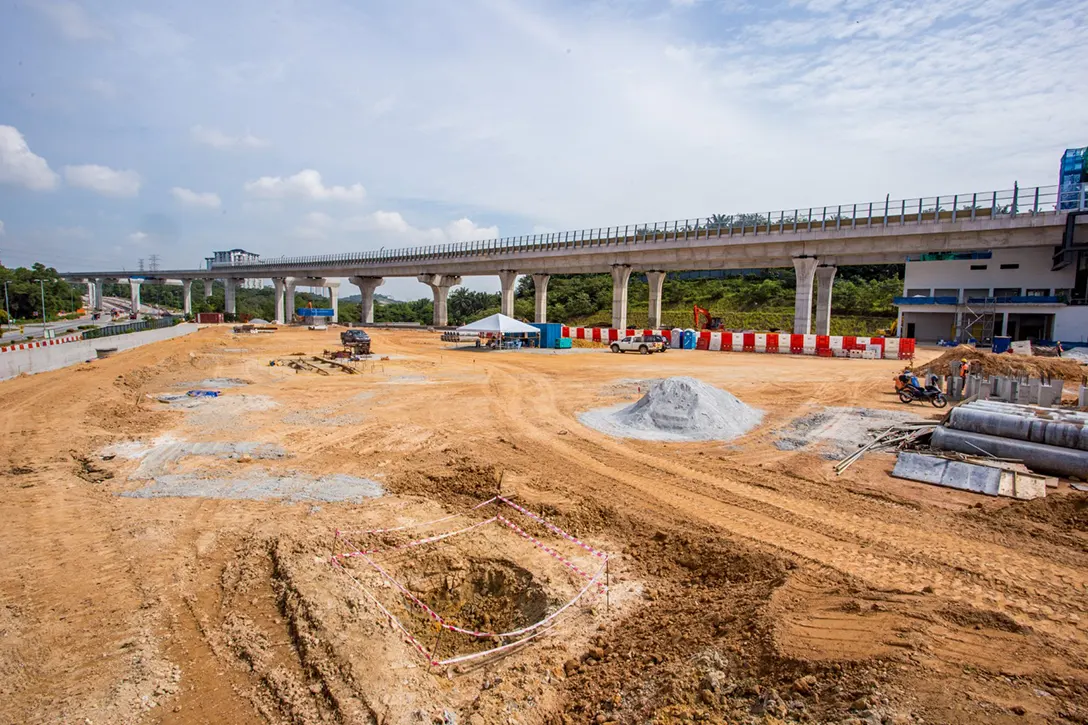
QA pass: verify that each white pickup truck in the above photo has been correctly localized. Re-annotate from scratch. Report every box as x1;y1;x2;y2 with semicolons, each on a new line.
610;335;666;354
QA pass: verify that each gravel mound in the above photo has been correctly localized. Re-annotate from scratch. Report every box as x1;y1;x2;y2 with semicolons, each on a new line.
579;376;763;442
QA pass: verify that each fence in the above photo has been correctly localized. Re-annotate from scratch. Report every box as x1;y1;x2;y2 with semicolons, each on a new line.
81;317;180;340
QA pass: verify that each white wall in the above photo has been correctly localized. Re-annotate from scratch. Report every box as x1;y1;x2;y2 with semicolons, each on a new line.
1054;307;1088;343
0;323;199;382
903;247;1075;299
902;312;956;341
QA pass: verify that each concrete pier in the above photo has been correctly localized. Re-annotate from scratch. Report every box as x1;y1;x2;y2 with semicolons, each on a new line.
272;278;286;324
182;280;193;315
204;280;214;300
498;270;518;317
610;265;632;331
792;257;818;334
94;278;104;311
84;280;95;310
326;282;340;321
815;265;836;336
129;280;141;314
418;273;461;326
350;276;384;324
224;279;238;315
532;273;550;323
646;271;666;329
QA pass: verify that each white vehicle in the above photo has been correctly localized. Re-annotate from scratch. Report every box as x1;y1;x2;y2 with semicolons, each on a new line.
610;335;666;354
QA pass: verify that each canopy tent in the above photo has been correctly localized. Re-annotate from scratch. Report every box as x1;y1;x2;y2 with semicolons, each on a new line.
456;313;540;335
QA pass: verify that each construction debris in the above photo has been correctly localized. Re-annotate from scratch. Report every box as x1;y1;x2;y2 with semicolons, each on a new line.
834;421;936;474
892;451;1049;500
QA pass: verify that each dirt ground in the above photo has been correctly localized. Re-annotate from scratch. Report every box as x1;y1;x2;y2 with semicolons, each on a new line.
1;326;1086;725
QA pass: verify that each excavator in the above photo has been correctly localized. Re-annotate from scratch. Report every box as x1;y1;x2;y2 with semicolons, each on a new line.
693;305;724;331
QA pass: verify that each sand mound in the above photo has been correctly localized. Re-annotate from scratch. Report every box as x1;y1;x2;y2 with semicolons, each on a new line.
579;376;763;441
920;345;1085;380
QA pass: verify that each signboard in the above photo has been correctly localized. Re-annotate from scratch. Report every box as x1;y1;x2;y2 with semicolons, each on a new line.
297;308;334;317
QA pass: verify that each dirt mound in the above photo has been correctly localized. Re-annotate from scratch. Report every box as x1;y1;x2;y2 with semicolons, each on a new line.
579;377;763;441
939;603;1028;633
919;344;1085;380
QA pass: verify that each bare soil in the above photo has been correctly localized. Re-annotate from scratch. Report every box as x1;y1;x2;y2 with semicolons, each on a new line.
1;327;1087;724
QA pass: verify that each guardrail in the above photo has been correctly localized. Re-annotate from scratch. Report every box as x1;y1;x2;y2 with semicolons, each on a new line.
201;184;1086;270
81;317;180;340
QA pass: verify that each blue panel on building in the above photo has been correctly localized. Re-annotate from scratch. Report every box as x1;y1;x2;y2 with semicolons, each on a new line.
531;323;564;348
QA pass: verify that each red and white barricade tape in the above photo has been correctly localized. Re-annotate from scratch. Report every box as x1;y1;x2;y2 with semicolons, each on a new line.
0;334;82;354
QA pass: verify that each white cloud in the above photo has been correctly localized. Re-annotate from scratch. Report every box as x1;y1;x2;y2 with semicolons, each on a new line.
190;125;268;149
64;164;141;197
35;1;111;40
0;126;60;191
245;169;366;202
293;210;496;244
87;78;117;98
129;231;148;242
171;186;222;208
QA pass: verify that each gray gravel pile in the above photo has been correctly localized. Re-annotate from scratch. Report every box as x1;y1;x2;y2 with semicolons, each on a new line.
775;406;922;459
579;376;763;442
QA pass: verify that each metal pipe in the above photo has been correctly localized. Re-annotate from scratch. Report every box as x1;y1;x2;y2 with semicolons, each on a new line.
930;427;1088;478
947;407;1088;451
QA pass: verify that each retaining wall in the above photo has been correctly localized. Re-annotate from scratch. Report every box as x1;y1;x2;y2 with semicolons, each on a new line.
562;326;915;360
0;323;199;382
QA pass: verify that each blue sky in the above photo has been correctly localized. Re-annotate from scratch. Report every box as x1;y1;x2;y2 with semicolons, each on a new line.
1;0;1085;300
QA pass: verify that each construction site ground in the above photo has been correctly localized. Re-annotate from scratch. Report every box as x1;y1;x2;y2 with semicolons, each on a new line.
1;327;1086;725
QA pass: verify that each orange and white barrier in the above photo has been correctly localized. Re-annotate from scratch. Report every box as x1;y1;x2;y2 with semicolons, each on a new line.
561;326;915;360
0;334;82;354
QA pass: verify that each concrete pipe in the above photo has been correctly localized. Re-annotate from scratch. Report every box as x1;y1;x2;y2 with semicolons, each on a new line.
947;407;1088;451
965;400;1088;424
930;427;1088;479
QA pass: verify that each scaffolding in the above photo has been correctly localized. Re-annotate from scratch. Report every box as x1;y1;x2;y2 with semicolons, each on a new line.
956;297;996;344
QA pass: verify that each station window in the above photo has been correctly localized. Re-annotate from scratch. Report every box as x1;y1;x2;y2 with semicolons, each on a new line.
999;263;1020;270
970;264;987;270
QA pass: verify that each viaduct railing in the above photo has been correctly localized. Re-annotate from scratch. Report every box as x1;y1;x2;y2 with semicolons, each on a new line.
200;184;1085;272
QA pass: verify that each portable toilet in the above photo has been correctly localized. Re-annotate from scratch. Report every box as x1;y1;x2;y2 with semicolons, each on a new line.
670;328;684;348
682;328;697;349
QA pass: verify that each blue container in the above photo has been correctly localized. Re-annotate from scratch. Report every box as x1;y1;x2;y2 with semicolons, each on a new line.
681;328;697;349
992;336;1012;354
531;323;563;349
555;337;572;349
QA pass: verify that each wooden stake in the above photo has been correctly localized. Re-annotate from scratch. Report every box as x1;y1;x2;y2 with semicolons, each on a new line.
605;558;610;612
428;626;445;671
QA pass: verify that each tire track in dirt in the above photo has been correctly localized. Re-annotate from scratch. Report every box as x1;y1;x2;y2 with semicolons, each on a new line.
482;362;1088;649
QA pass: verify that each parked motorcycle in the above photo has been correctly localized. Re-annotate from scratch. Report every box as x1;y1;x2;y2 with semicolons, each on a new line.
896;372;948;408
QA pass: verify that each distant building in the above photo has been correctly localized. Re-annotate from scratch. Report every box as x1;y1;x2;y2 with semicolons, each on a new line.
894;248;1088;344
205;248;264;289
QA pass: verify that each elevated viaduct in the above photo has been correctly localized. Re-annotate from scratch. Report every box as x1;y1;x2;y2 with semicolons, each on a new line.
62;184;1087;334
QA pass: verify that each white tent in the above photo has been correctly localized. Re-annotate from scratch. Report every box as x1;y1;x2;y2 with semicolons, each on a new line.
456;313;540;335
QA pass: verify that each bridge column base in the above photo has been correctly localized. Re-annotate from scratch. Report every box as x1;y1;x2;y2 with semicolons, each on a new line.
418;274;462;327
532;274;550;323
272;278;286;324
224;279;240;315
129;280;141;315
646;271;666;329
350;276;385;324
498;270;518;317
815;265;836;336
182;280;193;316
611;265;632;331
94;278;105;311
792;257;818;334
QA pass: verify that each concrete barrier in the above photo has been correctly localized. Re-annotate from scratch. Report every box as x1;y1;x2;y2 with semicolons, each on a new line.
0;323;200;382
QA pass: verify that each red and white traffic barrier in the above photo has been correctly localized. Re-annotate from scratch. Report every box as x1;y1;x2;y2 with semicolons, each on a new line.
0;334;82;354
560;326;915;359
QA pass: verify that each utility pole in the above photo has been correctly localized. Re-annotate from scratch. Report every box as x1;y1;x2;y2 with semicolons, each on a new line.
138;258;145;272
148;254;160;272
3;281;10;333
34;279;47;338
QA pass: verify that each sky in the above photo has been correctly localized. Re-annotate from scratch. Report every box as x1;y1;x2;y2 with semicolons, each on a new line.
0;0;1085;300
